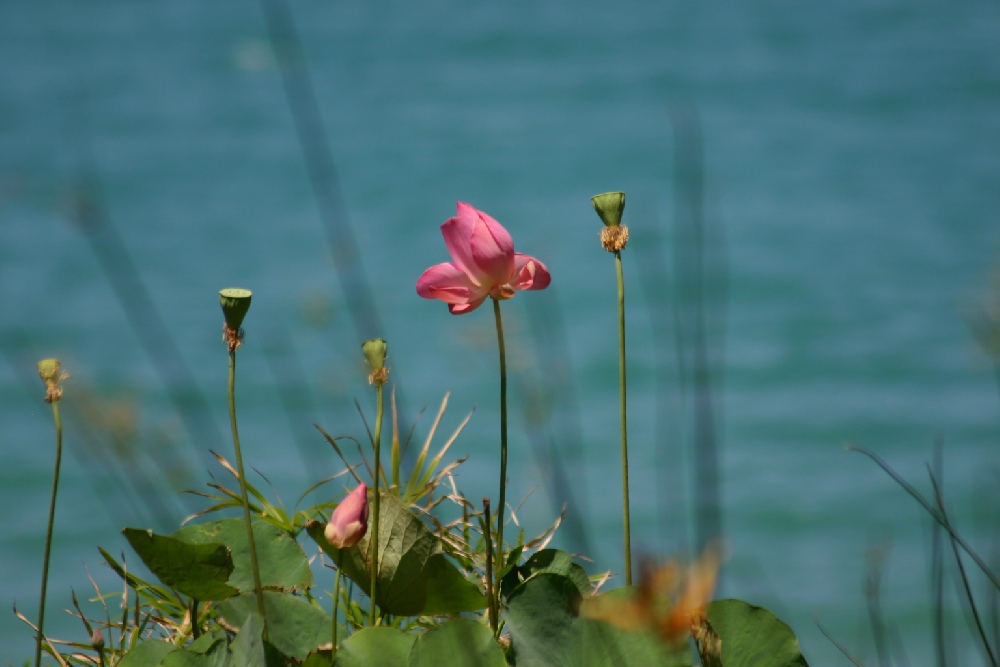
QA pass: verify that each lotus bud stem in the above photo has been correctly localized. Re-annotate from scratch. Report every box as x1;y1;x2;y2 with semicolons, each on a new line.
361;339;387;625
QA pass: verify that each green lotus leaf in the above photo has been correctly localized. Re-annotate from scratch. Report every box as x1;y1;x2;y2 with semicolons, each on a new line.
408;618;505;667
216;591;331;661
159;630;231;666
501;548;590;598
504;573;692;667
173;517;311;593
117;640;179;667
335;627;415;667
706;598;809;666
122;528;236;601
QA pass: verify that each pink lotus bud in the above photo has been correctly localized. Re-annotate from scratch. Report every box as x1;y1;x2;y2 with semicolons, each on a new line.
324;483;369;549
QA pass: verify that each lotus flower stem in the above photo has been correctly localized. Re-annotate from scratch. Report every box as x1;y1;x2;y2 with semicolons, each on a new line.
370;380;383;626
35;359;65;667
614;249;633;585
414;202;549;618
483;498;498;636
226;344;268;638
491;297;509;603
189;599;200;640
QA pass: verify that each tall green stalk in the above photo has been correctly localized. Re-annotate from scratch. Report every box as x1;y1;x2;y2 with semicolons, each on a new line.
592;192;632;585
218;289;267;638
483;498;497;636
332;552;343;658
362;338;388;627
369;381;383;625
227;345;268;637
491;297;509;604
35;359;65;667
614;248;632;585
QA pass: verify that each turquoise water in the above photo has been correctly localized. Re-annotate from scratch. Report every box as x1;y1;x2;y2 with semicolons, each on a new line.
3;1;1000;663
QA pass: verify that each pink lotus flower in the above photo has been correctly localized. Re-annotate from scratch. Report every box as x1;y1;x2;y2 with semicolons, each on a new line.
416;202;551;314
324;483;369;549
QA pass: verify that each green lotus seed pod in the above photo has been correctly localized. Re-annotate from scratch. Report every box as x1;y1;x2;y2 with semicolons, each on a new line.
219;288;252;330
37;358;62;383
591;191;626;227
362;338;387;370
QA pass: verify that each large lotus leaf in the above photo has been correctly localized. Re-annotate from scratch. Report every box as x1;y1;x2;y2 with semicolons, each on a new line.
122;528;236;601
306;493;486;616
418;551;489;615
501;548;590;598
173;518;311;593
160;631;231;667
230;612;267;667
117;640;179;667
706;599;809;667
504;573;692;667
408;618;505;667
228;612;289;667
216;591;331;661
301;652;334;667
334;627;415;667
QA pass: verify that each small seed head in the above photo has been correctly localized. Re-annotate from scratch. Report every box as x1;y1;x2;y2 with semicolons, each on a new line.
361;338;388;369
362;338;389;386
37;358;68;403
601;225;629;252
368;367;390;386
222;323;245;353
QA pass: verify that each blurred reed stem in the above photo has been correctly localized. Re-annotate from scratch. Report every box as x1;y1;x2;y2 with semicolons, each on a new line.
865;545;890;667
669;104;725;558
258;0;383;343
522;291;592;558
848;446;1000;589
68;105;222;473
262;330;324;480
928;465;997;666
932;442;947;667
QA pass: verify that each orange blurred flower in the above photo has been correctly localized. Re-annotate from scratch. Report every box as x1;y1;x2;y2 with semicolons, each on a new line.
581;546;721;644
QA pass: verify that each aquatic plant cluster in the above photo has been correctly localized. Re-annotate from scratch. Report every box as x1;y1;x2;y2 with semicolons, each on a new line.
21;198;822;665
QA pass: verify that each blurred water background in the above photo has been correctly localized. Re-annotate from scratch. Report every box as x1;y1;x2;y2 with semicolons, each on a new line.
3;1;1000;663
